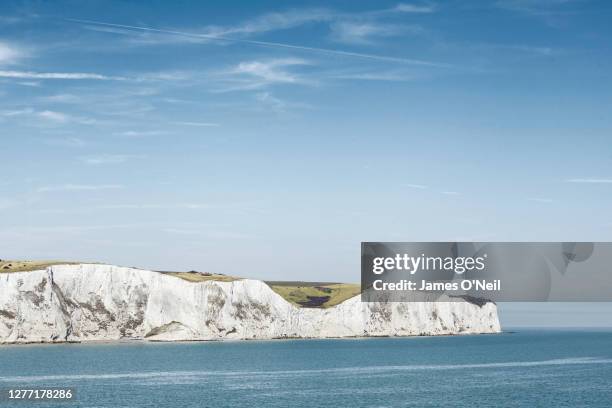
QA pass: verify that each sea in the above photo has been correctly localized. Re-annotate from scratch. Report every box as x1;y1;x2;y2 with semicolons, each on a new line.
0;329;611;407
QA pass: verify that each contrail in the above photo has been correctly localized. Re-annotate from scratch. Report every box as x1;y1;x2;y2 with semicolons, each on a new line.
66;18;452;68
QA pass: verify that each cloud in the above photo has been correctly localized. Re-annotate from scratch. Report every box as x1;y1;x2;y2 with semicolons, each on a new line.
0;70;125;80
565;178;612;184
0;108;34;117
78;154;144;165
233;58;308;83
527;197;554;203
255;92;286;112
331;70;419;81
35;203;210;214
0;16;25;25
497;0;576;12
0;42;22;65
76;9;334;45
161;228;254;240
84;9;335;46
406;183;428;189
114;130;167;137
441;191;460;195
70;19;451;67
15;81;40;87
205;8;334;38
38;110;69;123
100;203;208;210
36;184;125;193
42;137;86;147
496;0;582;21
213;58;312;92
474;43;561;57
504;45;557;56
3;224;143;234
40;94;82;103
393;3;437;13
1;108;96;125
135;71;193;81
172;121;220;127
74;3;436;48
330;21;410;45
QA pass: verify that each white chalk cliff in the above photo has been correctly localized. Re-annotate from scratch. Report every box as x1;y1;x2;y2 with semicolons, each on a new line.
0;265;500;344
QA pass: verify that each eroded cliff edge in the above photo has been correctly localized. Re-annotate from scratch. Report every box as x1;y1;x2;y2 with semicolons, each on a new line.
0;264;500;344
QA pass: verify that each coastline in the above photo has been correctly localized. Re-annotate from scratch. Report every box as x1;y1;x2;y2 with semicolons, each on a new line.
0;329;506;347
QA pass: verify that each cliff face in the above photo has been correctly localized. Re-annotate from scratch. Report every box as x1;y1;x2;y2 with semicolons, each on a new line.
0;265;500;344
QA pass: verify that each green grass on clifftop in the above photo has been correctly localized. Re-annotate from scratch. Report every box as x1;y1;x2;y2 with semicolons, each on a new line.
265;282;361;308
0;260;80;273
160;271;240;282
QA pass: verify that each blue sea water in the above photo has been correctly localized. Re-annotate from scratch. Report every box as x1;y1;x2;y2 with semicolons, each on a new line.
0;329;611;407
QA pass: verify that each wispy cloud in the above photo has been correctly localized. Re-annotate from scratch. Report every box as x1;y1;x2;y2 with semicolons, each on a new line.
0;70;125;80
406;183;428;189
331;70;419;81
36;184;125;193
100;203;208;210
255;92;287;112
233;58;309;83
42;137;86;147
393;3;437;13
78;154;144;165
0;42;22;65
74;3;436;48
84;8;334;46
70;19;451;67
497;0;578;13
3;224;144;234
172;121;220;127
135;71;193;81
161;227;254;240
0;16;25;25
213;58;313;92
503;45;558;56
40;94;82;103
527;197;554;203
329;21;414;45
565;178;612;184
38;110;70;123
35;203;210;214
1;108;96;125
204;8;334;38
114;130;167;137
472;42;561;57
496;0;582;24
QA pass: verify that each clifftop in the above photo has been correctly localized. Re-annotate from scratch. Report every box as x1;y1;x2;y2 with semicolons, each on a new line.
0;260;360;309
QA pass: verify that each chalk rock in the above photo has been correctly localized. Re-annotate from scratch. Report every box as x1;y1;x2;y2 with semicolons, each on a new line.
0;265;500;344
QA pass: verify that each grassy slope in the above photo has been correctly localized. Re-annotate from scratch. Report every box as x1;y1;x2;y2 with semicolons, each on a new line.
266;282;361;308
0;260;360;308
0;260;81;272
160;271;239;283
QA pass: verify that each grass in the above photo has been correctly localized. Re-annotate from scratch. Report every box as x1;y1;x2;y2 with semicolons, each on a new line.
160;271;239;283
0;260;81;273
266;282;361;308
0;259;360;308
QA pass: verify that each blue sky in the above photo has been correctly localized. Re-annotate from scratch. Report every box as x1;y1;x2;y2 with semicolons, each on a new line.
1;0;612;288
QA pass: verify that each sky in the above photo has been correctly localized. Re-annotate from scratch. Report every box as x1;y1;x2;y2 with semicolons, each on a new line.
1;0;612;315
